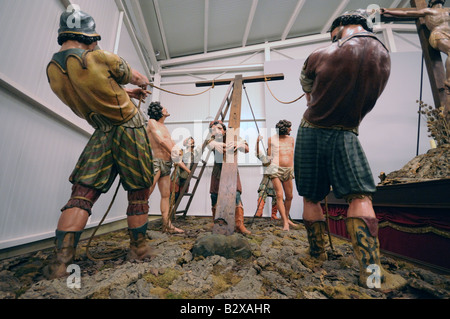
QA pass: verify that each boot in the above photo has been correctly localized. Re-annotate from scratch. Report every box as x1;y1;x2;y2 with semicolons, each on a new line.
43;230;82;279
255;198;265;217
346;217;407;290
271;204;279;220
235;206;251;234
127;222;157;260
303;219;327;261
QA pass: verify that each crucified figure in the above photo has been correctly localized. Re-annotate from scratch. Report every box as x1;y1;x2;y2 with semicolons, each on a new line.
382;0;450;118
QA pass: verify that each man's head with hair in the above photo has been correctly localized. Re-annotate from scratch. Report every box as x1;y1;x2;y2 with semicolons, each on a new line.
276;119;292;135
209;120;227;132
147;102;164;121
183;136;194;147
209;120;226;138
329;9;374;34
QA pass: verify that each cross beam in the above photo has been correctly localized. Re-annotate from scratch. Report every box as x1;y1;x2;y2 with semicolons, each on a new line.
197;73;284;235
382;0;446;109
195;73;284;87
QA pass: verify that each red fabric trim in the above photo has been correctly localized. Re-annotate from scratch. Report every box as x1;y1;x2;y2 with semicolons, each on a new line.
324;204;450;269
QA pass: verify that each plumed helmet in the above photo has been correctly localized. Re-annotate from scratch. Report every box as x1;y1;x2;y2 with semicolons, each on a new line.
330;9;374;33
58;8;101;37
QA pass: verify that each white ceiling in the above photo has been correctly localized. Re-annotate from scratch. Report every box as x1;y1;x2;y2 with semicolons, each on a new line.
120;0;413;70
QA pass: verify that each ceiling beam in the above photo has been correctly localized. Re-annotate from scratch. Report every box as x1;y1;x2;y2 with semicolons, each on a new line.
159;24;416;68
204;0;209;53
242;0;258;47
281;0;306;41
115;0;155;77
153;0;170;59
321;0;350;34
128;0;160;72
160;63;264;76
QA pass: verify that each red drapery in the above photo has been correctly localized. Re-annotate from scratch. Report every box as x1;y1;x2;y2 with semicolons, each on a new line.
324;204;450;270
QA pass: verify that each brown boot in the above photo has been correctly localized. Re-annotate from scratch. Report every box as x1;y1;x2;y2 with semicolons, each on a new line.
255;198;265;217
43;230;82;279
303;219;327;261
271;204;279;220
346;217;407;290
235;206;251;234
127;222;157;260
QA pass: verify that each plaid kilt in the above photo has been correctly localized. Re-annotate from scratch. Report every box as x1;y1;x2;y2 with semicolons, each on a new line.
69;125;154;193
294;126;376;202
257;175;276;198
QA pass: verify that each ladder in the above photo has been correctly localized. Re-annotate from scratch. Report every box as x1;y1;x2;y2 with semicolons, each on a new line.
169;81;235;219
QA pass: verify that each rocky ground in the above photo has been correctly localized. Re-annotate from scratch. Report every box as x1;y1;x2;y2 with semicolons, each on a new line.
0;216;449;300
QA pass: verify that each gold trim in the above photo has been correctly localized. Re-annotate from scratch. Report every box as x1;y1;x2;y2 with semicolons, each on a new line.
379;221;450;239
327;215;450;239
70;196;93;204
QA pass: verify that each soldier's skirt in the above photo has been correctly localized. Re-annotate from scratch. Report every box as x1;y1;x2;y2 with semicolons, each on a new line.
294;126;376;202
69;125;154;193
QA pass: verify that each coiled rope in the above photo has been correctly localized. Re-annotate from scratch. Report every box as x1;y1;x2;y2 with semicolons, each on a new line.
85;181;127;261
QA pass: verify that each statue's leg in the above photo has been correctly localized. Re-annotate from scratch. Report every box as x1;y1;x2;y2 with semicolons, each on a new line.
43;184;101;279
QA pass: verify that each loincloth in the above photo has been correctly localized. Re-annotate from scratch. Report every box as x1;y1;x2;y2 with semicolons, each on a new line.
266;164;294;182
429;29;450;50
154;158;173;177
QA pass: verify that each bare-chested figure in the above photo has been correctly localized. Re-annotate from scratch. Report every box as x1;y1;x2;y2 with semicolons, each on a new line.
267;120;296;231
146;102;189;233
382;0;450;118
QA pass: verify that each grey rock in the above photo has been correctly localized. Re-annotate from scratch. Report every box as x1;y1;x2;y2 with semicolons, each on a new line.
191;233;252;259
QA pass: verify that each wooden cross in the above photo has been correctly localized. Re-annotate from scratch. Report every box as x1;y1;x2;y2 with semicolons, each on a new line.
381;0;446;110
196;73;284;235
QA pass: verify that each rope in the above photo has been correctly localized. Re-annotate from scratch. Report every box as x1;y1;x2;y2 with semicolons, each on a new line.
168;164;180;222
264;77;305;104
86;180;126;261
324;196;335;252
146;82;214;97
243;84;267;154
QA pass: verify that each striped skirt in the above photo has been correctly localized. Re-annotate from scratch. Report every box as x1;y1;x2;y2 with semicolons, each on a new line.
69;125;154;193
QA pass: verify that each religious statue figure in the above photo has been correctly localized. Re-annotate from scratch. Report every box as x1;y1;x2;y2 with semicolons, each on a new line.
297;9;406;290
44;9;156;279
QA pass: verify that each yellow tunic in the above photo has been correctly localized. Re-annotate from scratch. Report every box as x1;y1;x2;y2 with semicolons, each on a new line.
46;48;137;128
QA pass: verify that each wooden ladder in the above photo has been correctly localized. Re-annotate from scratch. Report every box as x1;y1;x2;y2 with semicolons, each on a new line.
169;81;235;219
